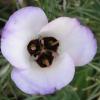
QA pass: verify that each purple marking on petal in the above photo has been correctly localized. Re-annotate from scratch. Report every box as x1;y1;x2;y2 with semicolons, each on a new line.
1;6;48;69
11;53;75;95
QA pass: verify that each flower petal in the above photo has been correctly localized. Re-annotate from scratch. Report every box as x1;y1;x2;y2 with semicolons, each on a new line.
1;6;48;69
39;17;97;66
11;53;75;95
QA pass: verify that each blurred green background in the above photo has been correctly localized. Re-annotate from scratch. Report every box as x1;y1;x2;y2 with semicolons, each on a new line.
0;0;100;100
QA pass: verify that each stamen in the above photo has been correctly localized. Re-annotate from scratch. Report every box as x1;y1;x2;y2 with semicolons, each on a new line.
51;41;59;46
30;44;36;50
43;59;50;66
27;36;59;68
43;37;59;52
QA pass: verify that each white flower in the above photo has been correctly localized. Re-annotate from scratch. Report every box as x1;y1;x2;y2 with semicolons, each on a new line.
1;6;97;95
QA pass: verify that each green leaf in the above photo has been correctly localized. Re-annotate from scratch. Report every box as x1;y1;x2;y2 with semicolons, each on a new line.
44;86;80;100
72;66;94;99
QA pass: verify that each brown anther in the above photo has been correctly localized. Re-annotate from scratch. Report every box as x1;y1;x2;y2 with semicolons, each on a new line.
51;41;59;46
30;44;36;50
43;59;50;66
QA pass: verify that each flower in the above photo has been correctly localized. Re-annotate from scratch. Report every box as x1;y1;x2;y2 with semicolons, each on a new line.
1;6;97;95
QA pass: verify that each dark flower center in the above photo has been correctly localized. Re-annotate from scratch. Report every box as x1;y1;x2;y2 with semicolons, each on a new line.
27;36;59;68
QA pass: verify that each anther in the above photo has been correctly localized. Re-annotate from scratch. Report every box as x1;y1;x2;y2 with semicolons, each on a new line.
43;59;50;66
30;44;36;50
51;41;59;46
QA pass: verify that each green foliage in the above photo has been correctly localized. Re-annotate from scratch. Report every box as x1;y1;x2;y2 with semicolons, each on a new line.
0;0;100;100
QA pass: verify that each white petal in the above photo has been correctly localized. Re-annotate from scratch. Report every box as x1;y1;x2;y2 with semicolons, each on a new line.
1;6;48;69
63;26;97;66
11;53;75;95
39;17;97;66
11;68;38;94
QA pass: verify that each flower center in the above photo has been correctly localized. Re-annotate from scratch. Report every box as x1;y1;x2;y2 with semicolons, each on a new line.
27;36;59;68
